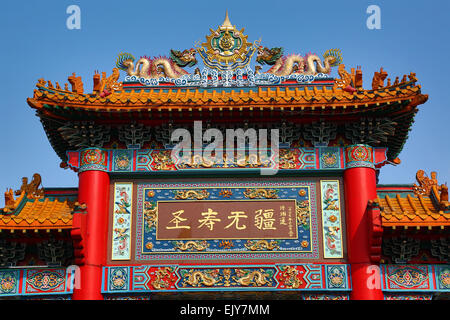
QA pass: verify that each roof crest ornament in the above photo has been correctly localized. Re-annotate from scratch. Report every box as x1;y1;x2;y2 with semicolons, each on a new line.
412;170;449;210
196;11;256;71
112;12;341;87
1;174;44;214
220;10;233;30
15;173;45;199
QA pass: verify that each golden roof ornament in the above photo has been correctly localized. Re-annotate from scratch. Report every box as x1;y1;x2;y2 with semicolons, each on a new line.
220;10;233;30
111;12;344;85
1;174;45;214
15;173;45;199
413;170;439;196
197;11;256;70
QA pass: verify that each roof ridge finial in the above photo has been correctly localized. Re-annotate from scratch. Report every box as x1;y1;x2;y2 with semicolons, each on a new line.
220;10;233;30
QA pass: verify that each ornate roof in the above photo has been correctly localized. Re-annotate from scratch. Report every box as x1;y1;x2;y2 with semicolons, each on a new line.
375;171;450;228
26;12;428;163
28;76;423;109
0;174;75;230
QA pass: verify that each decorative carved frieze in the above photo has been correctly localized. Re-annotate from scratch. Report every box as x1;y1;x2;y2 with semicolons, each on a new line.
382;237;420;264
380;264;449;293
0;241;26;267
152;123;177;146
102;264;351;293
118;122;151;149
58;121;111;148
303;121;337;146
431;238;450;263
0;267;74;297
152;122;303;147
37;239;73;267
345;117;396;146
54;118;400;151
66;145;387;173
279;122;303;145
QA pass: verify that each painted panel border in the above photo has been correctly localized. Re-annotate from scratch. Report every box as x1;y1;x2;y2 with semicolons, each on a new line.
383;293;433;300
0;268;74;297
111;182;133;260
67;146;388;173
135;181;319;261
103;293;350;300
380;264;450;292
320;180;344;258
101;264;351;294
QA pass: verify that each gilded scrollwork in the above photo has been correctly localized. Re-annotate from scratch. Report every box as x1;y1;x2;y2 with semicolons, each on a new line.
244;240;280;251
296;200;310;227
174;189;210;200
177;153;270;169
278;265;303;289
181;269;218;287
172;240;210;251
143;201;157;231
243;188;278;199
152;150;175;170
232;269;274;287
279;149;297;169
150;267;175;290
178;267;276;288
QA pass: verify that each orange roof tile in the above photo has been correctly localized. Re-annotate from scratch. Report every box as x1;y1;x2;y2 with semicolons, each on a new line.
27;80;427;113
1;174;74;230
376;170;450;228
0;197;73;230
377;194;450;227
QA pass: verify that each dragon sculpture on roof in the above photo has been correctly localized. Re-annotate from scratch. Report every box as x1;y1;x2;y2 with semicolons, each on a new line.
116;48;198;79
256;47;342;76
115;13;343;83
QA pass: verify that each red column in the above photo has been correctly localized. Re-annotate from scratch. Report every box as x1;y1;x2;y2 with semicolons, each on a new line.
72;170;110;300
344;166;384;300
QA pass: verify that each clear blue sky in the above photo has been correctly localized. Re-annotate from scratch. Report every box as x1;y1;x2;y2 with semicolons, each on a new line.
0;0;449;206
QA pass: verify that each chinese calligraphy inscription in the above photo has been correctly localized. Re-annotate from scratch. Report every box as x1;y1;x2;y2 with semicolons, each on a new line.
156;200;298;240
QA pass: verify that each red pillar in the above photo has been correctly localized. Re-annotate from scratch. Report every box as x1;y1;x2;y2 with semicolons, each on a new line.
344;166;384;300
72;170;110;300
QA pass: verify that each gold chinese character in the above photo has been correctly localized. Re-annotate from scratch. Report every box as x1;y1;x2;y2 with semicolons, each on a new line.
254;209;277;230
166;210;191;230
198;208;221;231
224;211;248;230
